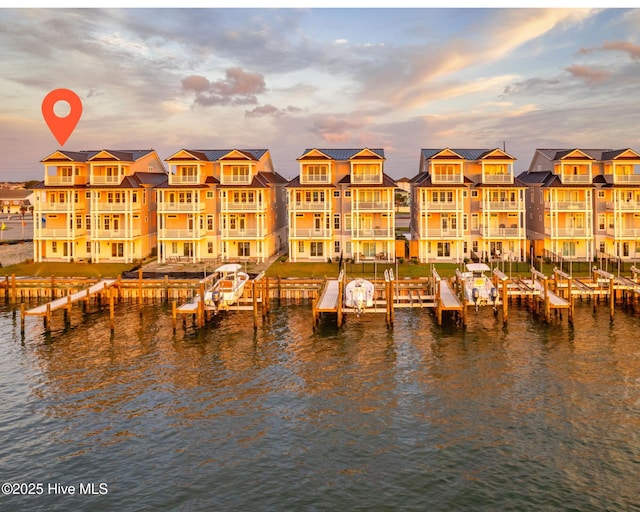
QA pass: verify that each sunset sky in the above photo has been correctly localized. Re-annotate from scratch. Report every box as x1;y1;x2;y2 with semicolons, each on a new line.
1;7;639;181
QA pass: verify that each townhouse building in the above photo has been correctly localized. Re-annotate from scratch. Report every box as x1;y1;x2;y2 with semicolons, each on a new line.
158;149;287;263
410;148;527;263
521;148;640;262
287;148;397;262
34;149;166;263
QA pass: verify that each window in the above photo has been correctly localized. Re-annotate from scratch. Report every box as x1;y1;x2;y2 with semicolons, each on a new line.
334;214;341;230
207;191;214;199
207;215;214;231
112;243;124;258
599;242;606;254
346;242;352;255
598;214;605;231
52;241;57;253
310;242;323;257
334;241;340;253
305;165;328;182
238;242;250;257
171;242;178;254
471;213;479;231
76;215;82;229
298;241;304;254
437;242;451;257
598;190;605;198
345;190;351;197
86;242;91;254
132;192;138;203
463;214;468;231
207;242;214;254
333;190;340;198
230;165;249;183
471;190;478;198
345;214;352;231
472;241;478;253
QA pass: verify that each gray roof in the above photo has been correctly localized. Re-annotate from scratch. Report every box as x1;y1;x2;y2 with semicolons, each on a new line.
421;148;515;161
533;148;639;161
173;149;269;161
298;148;385;160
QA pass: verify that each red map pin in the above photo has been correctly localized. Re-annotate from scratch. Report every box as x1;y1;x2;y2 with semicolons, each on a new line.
41;89;83;146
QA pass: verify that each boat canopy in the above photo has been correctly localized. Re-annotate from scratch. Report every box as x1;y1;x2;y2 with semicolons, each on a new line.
465;263;491;273
214;263;243;273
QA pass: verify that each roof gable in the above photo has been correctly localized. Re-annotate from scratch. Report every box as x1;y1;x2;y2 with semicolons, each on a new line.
602;148;640;161
350;148;385;160
556;149;595;161
297;148;333;160
165;149;206;161
219;149;258;161
479;148;516;160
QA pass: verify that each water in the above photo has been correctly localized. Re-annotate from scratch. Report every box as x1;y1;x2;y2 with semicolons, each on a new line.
1;299;640;511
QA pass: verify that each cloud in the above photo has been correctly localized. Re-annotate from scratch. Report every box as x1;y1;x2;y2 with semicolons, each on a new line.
565;64;612;84
245;104;303;118
579;39;640;60
182;67;266;106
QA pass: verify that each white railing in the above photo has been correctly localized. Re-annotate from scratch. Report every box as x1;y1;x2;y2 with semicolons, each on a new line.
606;201;640;210
157;202;204;212
545;201;587;210
220;176;251;185
613;174;640;184
351;175;382;184
544;227;589;237
221;202;263;211
421;201;460;211
91;175;122;185
352;228;394;238
482;201;521;210
168;175;199;185
482;174;513;184
481;227;524;238
354;200;393;210
289;228;332;238
93;202;140;212
45;176;74;186
292;201;328;211
221;229;262;238
300;175;330;184
38;203;75;212
158;229;205;239
93;229;141;239
36;228;87;238
560;174;591;184
606;227;640;238
423;229;463;238
431;174;463;184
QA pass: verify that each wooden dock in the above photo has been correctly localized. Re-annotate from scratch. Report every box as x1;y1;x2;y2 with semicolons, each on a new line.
433;268;463;326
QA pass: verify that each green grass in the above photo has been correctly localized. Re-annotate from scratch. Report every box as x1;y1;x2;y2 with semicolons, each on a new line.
0;261;138;278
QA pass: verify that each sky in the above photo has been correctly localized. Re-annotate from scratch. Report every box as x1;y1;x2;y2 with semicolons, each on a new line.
1;7;639;181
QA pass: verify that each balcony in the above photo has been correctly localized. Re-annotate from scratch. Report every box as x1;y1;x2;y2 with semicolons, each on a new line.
168;174;200;185
606;227;640;238
289;228;332;238
44;175;88;186
351;174;382;184
480;201;521;211
300;174;330;185
93;229;142;239
613;174;640;184
422;229;464;239
38;202;76;212
93;201;141;212
36;228;87;239
421;201;460;211
545;201;587;210
221;201;264;212
353;200;393;210
431;173;463;184
158;229;205;239
481;226;524;238
352;227;394;239
544;227;589;237
560;174;591;184
157;201;205;213
482;174;513;184
292;201;328;211
221;229;263;238
605;201;640;211
91;175;122;185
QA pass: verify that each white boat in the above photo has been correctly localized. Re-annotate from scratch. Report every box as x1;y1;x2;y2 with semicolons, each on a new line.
461;263;498;310
344;278;375;315
203;264;249;311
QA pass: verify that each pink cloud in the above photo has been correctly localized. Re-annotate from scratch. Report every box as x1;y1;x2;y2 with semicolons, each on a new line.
565;64;612;84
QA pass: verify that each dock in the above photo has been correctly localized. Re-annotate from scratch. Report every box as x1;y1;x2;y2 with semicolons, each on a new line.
433;267;463;326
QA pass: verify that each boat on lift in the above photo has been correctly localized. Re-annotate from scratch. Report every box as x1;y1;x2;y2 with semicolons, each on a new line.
344;278;375;316
203;263;249;312
462;263;498;310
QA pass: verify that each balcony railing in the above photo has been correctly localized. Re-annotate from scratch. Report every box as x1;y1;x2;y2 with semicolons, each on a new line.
560;174;591;184
431;173;463;184
482;174;513;184
93;202;141;212
36;228;87;239
45;175;77;186
221;202;264;211
481;201;521;210
300;175;330;184
481;226;524;238
605;201;640;210
545;201;587;210
544;227;589;237
292;201;328;211
421;201;460;211
289;228;332;238
38;202;76;212
351;174;382;184
353;200;393;210
606;227;640;238
613;174;640;184
221;229;263;238
157;202;205;212
91;175;122;185
93;229;142;239
220;175;251;185
168;175;199;185
352;228;394;238
422;229;464;239
158;229;205;239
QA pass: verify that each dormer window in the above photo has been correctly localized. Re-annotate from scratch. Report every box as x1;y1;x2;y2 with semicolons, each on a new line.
302;164;329;183
352;163;381;184
231;165;249;183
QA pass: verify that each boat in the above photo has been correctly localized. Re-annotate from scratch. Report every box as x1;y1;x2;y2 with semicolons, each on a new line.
344;278;375;315
461;263;498;310
203;263;249;312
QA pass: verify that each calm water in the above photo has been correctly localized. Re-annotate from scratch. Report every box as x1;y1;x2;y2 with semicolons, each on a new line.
1;299;640;511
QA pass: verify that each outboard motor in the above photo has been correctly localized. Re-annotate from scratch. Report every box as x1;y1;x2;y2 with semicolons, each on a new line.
472;287;480;311
490;287;498;304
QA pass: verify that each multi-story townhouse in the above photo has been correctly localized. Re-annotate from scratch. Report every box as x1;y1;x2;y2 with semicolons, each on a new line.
410;148;526;263
158;149;287;263
521;148;600;262
287;148;397;263
34;149;166;263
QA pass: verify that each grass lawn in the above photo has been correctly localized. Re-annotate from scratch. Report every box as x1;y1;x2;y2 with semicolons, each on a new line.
0;261;138;278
